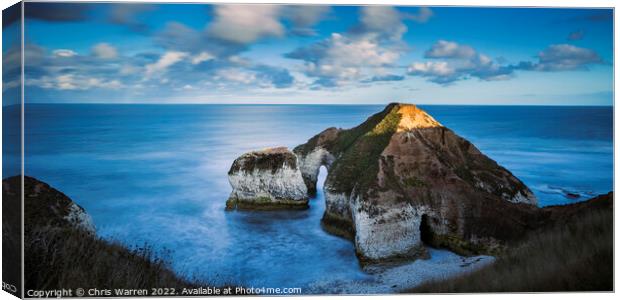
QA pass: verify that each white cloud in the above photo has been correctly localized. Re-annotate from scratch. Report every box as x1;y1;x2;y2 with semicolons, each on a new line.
328;33;400;67
91;43;118;59
30;74;123;90
533;44;602;71
120;64;140;75
191;52;215;65
285;5;330;36
299;33;402;85
207;5;284;44
53;49;77;57
406;7;433;23
215;68;257;84
358;6;407;41
425;40;476;59
145;51;188;77
286;7;409;87
408;41;514;84
57;75;78;89
408;61;455;77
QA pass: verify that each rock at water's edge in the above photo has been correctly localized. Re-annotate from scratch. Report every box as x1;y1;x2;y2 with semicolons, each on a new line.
226;147;309;210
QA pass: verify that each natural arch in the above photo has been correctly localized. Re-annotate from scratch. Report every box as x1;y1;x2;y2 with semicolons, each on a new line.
419;214;435;245
316;165;328;196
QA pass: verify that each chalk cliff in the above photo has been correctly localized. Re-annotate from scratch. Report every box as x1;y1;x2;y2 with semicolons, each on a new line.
293;103;539;263
226;147;309;210
226;103;541;263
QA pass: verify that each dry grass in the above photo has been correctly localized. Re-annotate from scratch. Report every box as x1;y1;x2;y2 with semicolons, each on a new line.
24;227;227;293
26;227;187;290
407;194;613;293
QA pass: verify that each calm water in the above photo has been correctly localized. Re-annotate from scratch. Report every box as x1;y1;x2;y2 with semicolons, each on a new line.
22;104;613;290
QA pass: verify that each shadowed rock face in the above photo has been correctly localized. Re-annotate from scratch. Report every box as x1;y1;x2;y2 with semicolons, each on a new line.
293;103;539;263
227;147;309;210
16;176;96;234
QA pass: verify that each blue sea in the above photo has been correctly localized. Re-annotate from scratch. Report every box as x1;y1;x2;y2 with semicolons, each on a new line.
20;104;613;290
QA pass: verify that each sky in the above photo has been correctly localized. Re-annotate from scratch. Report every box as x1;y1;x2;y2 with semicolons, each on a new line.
2;2;614;105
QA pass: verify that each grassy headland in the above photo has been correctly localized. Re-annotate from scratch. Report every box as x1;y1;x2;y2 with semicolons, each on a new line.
2;176;236;295
407;192;613;292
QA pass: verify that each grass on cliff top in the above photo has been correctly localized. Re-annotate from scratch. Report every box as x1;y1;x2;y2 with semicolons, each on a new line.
25;227;234;292
327;104;402;194
9;174;243;295
293;104;399;156
405;195;613;293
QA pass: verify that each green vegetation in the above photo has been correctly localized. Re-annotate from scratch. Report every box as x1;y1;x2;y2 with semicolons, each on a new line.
292;128;337;156
293;103;410;197
226;196;309;210
422;232;500;256
328;103;402;195
454;165;475;185
406;193;613;292
228;149;297;175
402;176;427;188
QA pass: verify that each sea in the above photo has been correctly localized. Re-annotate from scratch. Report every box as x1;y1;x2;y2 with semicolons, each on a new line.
13;104;613;291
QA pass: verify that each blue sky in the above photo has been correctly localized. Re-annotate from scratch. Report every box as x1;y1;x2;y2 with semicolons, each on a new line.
4;3;614;104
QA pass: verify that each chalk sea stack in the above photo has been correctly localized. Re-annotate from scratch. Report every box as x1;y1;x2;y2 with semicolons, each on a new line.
226;147;309;210
227;103;541;263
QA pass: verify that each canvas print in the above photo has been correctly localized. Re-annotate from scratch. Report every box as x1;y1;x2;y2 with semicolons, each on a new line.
1;1;614;297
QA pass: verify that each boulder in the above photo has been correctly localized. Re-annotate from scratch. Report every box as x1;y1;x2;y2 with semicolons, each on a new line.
226;147;309;210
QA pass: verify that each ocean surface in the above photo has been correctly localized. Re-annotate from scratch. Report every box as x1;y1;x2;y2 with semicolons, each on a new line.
20;104;613;291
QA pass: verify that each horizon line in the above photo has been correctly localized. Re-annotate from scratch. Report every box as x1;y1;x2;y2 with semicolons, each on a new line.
8;102;614;107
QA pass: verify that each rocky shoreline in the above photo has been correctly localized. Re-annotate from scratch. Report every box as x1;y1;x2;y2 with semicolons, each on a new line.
307;247;495;294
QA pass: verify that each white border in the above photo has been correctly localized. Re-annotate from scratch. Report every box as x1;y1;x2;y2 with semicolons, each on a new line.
0;1;617;300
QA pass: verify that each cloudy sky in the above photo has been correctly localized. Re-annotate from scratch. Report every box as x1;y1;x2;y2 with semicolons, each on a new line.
3;3;614;104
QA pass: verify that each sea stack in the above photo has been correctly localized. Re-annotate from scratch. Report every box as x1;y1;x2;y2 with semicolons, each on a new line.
294;103;539;263
226;103;541;263
226;147;309;210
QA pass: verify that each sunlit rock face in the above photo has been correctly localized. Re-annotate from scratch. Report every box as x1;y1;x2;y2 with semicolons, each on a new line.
294;103;539;263
226;147;309;210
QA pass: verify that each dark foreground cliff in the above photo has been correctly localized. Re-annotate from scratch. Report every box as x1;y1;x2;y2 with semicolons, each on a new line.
3;176;220;292
407;192;613;292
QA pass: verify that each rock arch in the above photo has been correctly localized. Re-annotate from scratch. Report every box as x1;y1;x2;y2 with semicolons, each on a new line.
293;128;339;196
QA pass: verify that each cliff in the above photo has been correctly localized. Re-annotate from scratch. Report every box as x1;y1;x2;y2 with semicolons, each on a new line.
293;103;539;262
21;176;95;234
227;147;309;210
5;176;212;291
410;192;613;292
